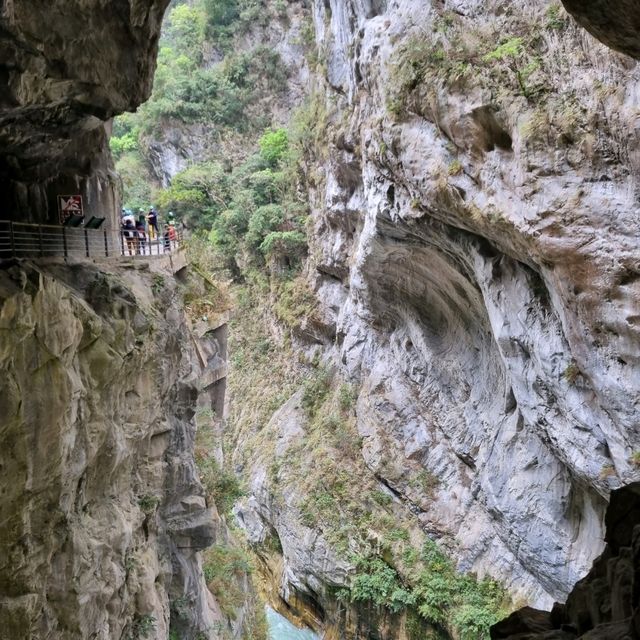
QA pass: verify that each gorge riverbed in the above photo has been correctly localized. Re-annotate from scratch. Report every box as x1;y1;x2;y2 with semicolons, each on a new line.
266;607;319;640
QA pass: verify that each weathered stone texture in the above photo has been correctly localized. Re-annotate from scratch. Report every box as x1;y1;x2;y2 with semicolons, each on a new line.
491;483;640;639
237;0;640;612
0;0;170;222
561;0;640;59
0;260;214;639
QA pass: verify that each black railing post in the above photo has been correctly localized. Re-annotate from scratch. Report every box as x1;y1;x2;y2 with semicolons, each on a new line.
120;231;125;256
104;228;109;257
38;225;44;257
62;226;68;258
84;228;89;258
9;221;15;256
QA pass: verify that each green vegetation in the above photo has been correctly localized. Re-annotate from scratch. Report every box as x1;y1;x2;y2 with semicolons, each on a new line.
175;126;308;274
182;238;232;319
631;451;640;467
204;544;253;617
337;541;508;639
482;37;524;62
138;495;160;514
545;4;570;30
563;360;580;384
273;275;320;333
127;615;156;640
338;383;357;411
600;464;616;479
170;596;191;622
301;367;332;417
447;159;463;176
197;454;244;516
386;5;592;150
113;0;293;217
341;555;415;613
200;540;268;638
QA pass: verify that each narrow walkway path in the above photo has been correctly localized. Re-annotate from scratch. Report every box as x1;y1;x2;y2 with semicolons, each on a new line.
0;220;183;261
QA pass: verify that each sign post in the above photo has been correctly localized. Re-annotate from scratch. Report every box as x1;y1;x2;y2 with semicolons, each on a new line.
57;195;84;225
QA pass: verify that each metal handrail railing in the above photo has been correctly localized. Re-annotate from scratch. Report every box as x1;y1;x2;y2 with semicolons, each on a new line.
0;220;184;261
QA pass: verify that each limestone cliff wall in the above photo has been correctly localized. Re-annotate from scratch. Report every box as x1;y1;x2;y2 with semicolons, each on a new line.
303;0;640;606
491;482;640;639
0;0;170;223
0;259;216;639
232;0;640;623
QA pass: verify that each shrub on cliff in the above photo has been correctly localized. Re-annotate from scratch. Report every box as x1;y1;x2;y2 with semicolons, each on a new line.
346;556;415;614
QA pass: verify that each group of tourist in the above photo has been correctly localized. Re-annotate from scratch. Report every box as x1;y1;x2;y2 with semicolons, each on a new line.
121;207;178;255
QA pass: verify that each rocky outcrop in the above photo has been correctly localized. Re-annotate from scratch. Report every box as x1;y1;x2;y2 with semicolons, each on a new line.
236;0;640;613
235;391;353;618
0;0;170;223
0;258;215;639
234;389;433;640
491;482;640;639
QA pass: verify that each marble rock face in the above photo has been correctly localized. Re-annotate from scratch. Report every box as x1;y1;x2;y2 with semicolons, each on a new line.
0;0;170;222
0;260;215;639
237;0;640;617
491;482;640;639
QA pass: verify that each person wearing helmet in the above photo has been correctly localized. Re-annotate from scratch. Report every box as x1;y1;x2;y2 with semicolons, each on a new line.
147;207;159;241
121;210;137;255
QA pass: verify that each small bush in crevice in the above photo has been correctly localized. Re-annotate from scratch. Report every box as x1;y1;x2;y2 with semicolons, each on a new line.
196;456;244;515
126;615;156;640
203;544;253;618
301;368;332;418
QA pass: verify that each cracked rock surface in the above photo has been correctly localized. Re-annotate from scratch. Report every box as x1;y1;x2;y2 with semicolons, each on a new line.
0;0;170;222
235;0;640;612
0;260;215;639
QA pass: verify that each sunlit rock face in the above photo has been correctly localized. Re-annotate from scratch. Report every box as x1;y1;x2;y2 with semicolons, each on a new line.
235;0;640;615
0;0;170;223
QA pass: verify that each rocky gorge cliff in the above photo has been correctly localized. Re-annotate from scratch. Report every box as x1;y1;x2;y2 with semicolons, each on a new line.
203;0;640;636
292;0;640;601
0;2;267;638
0;0;170;223
2;0;640;638
0;258;208;638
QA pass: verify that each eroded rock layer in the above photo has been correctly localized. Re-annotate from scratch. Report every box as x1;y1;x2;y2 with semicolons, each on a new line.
0;0;170;222
234;0;640;620
0;259;214;639
491;482;640;639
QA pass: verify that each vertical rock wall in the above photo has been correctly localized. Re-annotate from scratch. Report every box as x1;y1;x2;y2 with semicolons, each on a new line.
0;259;215;639
298;0;640;607
0;0;170;224
234;0;640;622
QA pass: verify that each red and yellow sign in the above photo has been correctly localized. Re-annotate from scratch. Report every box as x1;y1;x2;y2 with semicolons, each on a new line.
57;195;84;224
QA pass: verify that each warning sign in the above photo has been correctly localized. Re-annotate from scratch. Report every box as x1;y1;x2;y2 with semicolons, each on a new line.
58;195;84;225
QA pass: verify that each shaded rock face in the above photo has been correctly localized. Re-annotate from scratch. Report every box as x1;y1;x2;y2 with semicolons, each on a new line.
235;391;429;640
561;0;640;59
0;260;214;639
0;0;170;223
237;0;640;614
491;482;640;639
